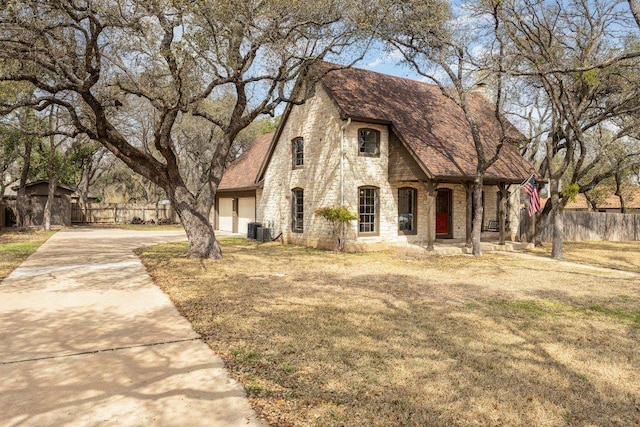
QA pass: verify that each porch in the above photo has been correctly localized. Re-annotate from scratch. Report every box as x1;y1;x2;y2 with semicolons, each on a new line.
393;180;535;252
409;236;535;256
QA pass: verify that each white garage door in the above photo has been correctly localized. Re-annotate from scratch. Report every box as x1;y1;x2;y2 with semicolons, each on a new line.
237;197;255;235
218;198;233;232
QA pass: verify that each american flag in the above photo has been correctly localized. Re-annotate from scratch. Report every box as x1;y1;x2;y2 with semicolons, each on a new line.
522;175;540;217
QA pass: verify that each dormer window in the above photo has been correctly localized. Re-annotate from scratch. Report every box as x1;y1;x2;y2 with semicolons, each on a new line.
358;129;380;157
292;137;304;168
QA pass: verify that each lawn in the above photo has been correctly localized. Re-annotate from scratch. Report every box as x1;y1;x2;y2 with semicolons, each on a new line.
528;240;640;273
0;229;56;280
139;239;640;427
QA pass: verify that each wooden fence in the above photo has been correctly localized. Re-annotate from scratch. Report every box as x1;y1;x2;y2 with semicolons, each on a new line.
71;203;173;224
538;211;640;242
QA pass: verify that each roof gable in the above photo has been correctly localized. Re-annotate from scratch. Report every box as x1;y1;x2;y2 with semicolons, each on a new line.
10;180;75;195
319;64;536;182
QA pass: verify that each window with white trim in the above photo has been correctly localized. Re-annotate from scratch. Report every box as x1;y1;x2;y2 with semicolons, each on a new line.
292;188;304;232
359;186;378;234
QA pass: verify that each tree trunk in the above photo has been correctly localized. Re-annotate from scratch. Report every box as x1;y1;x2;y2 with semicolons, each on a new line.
498;183;506;245
171;185;220;259
42;178;57;231
584;192;597;211
614;172;626;214
424;180;436;251
550;178;563;259
80;167;91;222
16;139;32;228
472;177;484;256
464;181;473;248
629;0;640;29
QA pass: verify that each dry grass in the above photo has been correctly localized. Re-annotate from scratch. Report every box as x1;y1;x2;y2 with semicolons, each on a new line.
0;229;56;280
139;239;640;427
528;240;640;273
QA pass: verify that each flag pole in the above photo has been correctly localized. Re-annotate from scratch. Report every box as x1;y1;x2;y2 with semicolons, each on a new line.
507;174;534;202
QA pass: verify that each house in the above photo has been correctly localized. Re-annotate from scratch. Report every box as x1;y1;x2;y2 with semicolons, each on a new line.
214;133;273;234
217;64;538;250
4;180;74;227
563;187;640;213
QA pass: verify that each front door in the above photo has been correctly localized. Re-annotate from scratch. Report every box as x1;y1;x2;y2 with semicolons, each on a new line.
436;189;452;238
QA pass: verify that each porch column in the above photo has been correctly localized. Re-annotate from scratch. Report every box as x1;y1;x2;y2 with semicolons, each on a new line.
423;180;437;251
498;183;507;245
464;181;473;248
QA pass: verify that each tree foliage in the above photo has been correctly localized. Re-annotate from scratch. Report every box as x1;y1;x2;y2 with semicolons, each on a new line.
497;0;640;257
372;0;513;256
0;0;369;257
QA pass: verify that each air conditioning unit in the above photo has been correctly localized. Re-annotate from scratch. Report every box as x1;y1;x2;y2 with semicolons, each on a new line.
256;227;272;242
247;222;262;240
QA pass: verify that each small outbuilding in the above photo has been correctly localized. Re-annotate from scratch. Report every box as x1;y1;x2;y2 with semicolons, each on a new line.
8;180;74;227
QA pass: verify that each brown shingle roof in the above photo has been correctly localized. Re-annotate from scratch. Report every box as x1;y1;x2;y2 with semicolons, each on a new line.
219;133;273;191
320;65;536;182
565;187;640;210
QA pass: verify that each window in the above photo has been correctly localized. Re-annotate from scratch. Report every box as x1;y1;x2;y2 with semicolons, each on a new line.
292;188;304;232
358;129;380;156
292;137;304;168
398;187;417;234
359;186;378;234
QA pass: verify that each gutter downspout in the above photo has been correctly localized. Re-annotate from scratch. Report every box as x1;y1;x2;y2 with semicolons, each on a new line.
340;118;351;206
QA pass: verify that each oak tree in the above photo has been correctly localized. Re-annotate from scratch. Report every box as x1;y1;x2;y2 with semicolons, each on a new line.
0;0;366;257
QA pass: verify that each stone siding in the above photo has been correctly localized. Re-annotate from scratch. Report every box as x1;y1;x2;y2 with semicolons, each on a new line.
260;83;523;250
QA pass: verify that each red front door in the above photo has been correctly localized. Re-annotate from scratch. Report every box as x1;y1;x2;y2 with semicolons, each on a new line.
436;189;452;237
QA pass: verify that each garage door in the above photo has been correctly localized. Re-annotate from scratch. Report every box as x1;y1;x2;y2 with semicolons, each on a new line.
218;198;233;232
237;197;255;235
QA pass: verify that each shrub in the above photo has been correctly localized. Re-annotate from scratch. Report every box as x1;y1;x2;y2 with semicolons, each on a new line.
314;206;358;251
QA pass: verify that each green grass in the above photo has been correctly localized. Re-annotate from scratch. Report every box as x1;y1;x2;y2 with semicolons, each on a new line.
486;298;640;326
581;304;640;327
0;229;56;280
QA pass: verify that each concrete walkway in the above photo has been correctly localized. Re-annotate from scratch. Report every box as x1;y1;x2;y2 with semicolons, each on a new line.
0;227;265;427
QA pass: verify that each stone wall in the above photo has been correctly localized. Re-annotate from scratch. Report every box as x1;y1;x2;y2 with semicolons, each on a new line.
260;83;523;250
260;83;343;248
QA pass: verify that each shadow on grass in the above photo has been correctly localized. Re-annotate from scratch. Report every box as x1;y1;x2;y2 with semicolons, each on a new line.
144;240;640;426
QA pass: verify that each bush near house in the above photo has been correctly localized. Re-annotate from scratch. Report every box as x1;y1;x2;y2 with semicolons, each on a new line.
314;206;358;252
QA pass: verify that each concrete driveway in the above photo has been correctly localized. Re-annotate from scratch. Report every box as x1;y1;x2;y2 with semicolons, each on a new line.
0;227;265;426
